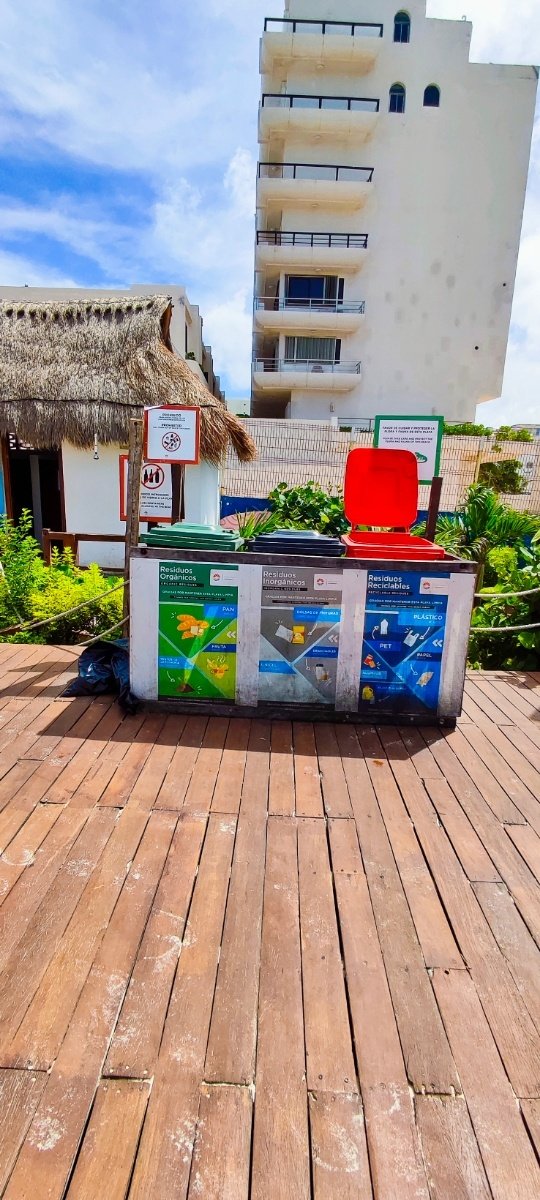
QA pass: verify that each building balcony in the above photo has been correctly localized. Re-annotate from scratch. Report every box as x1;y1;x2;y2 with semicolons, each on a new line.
254;296;366;335
257;162;374;210
252;358;362;393
255;230;369;273
259;94;379;146
261;18;383;75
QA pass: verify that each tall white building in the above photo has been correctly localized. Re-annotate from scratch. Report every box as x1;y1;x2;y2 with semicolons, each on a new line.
252;1;537;425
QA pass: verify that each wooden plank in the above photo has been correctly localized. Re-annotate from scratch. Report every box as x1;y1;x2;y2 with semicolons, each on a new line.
35;703;123;805
123;714;185;809
182;717;229;812
268;720;295;815
0;804;64;905
426;778;500;882
314;724;353;817
239;720;271;819
443;726;526;825
0;807;90;974
349;763;460;1093
98;713;168;806
211;717;250;814
205;800;266;1084
506;824;540;883
7;809;149;1070
501;721;540;772
66;1080;151;1200
2;811;177;1200
464;678;514;724
104;812;207;1078
520;1099;540;1158
0;1069;47;1193
402;772;540;1099
461;721;540;834
187;1084;252;1200
0;807;118;1055
415;1094;492;1200
396;725;444;779
128;815;236;1200
481;675;539;719
309;1092;372;1200
293;722;323;817
432;968;539;1200
457;723;540;830
337;726;463;971
251;817;311;1200
153;714;208;810
298;817;357;1094
421;727;540;940
328;818;429;1200
68;713;145;806
473;881;540;1032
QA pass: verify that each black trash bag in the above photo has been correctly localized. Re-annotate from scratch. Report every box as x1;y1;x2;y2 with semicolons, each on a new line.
64;639;139;714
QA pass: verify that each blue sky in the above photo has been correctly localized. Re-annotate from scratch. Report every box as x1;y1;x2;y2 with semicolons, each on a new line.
0;0;538;421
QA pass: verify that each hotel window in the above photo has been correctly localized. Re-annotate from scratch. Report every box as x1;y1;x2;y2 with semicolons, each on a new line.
394;11;411;43
389;83;406;114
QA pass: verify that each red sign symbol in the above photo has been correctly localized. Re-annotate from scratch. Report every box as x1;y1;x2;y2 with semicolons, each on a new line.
142;465;165;490
162;431;182;453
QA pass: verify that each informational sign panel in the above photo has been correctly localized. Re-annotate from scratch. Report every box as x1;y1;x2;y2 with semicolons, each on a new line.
374;415;444;483
158;562;238;700
358;570;450;715
259;566;343;705
119;456;173;523
144;405;200;464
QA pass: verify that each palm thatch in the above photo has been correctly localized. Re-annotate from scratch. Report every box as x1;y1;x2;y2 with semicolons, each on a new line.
0;294;256;464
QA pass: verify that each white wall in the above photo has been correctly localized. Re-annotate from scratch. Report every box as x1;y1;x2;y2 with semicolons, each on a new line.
255;0;537;423
62;442;126;569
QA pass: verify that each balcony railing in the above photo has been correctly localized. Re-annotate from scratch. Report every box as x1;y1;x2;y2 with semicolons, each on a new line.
263;18;383;38
255;296;365;314
256;231;369;249
258;162;374;183
253;358;362;374
261;93;379;112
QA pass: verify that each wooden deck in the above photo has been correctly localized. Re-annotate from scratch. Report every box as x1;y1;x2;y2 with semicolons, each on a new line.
0;642;539;1199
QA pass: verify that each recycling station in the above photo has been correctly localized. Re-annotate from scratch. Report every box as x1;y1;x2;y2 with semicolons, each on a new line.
129;431;476;725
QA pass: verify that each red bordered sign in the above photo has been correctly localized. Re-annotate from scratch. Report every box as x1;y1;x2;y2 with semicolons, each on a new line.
143;405;200;465
119;456;173;524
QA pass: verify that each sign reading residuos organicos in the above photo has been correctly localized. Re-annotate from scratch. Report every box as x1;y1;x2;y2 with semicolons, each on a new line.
143;405;200;464
374;415;444;483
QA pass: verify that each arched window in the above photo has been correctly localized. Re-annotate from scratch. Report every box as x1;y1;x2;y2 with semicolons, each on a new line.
424;84;441;108
394;11;411;43
389;83;406;114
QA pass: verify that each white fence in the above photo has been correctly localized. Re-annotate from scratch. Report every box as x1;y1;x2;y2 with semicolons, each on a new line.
223;420;540;514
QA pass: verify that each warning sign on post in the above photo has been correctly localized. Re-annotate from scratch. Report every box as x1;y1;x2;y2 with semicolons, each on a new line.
119;456;173;523
374;415;444;483
143;405;200;464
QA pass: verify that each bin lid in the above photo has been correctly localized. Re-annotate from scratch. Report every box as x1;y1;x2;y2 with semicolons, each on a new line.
343;448;419;527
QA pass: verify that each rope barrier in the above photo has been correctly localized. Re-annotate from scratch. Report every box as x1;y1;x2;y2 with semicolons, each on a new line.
77;616;129;647
468;624;540;633
474;585;540;600
0;580;126;637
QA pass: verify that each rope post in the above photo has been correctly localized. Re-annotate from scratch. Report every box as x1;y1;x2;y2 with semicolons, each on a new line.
124;418;143;627
425;476;443;543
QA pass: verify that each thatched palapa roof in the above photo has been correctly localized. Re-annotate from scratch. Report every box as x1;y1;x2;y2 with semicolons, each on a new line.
0;294;255;464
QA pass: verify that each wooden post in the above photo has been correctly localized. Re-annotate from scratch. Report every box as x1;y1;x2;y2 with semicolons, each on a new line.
425;476;443;543
123;419;143;624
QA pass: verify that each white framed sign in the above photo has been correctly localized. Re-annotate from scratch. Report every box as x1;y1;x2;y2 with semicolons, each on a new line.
119;456;173;523
374;415;444;483
143;405;200;464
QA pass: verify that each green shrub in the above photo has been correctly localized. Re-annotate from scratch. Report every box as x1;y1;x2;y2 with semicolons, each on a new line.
444;422;533;442
269;482;350;537
0;514;123;644
469;534;540;669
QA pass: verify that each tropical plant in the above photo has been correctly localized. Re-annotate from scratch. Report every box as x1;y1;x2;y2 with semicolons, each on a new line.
269;482;350;537
443;422;533;441
0;510;44;623
235;509;279;541
478;459;526;495
469;535;540;669
414;484;540;588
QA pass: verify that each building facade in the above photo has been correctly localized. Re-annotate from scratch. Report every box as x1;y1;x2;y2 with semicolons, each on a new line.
252;1;537;424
